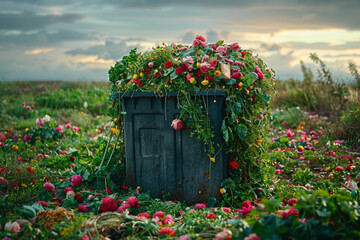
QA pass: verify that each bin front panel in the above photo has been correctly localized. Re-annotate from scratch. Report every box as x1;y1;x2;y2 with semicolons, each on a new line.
122;93;228;204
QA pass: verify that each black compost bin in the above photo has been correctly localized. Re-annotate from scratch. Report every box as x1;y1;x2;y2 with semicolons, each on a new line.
113;91;228;204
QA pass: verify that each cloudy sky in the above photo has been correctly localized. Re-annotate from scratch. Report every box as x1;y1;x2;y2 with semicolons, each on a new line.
0;0;359;81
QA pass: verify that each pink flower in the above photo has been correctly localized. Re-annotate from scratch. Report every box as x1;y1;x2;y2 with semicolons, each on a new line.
195;35;206;42
275;169;284;174
193;39;201;47
209;58;218;69
78;203;89;212
205;213;216;219
118;203;131;213
335;166;344;171
216;46;225;52
183;56;194;64
172;119;183;130
72;126;80;132
4;222;20;233
334;140;342;144
56;125;64;133
43;182;55;192
232;42;241;51
222;207;231;213
136;212;151;219
287;198;298;206
100;197;118;212
215;229;232;240
200;63;210;74
36;201;47;207
158;228;175;237
232;72;242;79
244;233;261;240
36;118;44;127
257;71;264;80
66;191;75;198
286;129;294;139
65;124;71;129
71;163;75;168
161;214;175;225
64;186;74;193
194;203;207;210
23;135;31;142
80;234;90;240
148;62;154;68
186;73;194;81
259;114;264;120
126;196;140;207
71;175;84;187
153;211;165;219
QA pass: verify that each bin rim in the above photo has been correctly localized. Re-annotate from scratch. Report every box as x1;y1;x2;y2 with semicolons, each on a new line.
110;90;226;100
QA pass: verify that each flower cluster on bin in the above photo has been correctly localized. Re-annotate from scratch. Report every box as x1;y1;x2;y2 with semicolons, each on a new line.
108;35;275;205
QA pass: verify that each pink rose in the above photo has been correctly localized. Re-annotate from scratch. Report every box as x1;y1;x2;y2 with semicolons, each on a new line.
232;42;241;51
232;72;242;79
158;228;175;237
172;119;183;130
43;182;55;192
161;214;175;225
286;130;294;139
80;235;90;240
209;58;218;69
36;119;44;127
205;213;216;219
71;175;84;187
194;203;207;210
65;124;71;129
216;46;225;52
153;211;165;219
193;39;201;47
78;203;89;212
118;203;131;213
244;233;261;240
4;222;20;233
126;196;140;207
72;126;80;132
200;63;210;74
335;166;344;171
195;35;206;42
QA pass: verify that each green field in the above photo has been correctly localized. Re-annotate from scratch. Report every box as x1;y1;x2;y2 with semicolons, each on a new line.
0;74;359;239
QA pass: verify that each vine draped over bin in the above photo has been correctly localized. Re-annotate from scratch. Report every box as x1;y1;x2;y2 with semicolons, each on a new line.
108;35;275;206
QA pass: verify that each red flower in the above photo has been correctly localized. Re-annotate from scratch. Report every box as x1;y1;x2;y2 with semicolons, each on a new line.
161;214;175;225
335;166;344;171
36;201;47;207
71;175;83;187
205;213;216;219
229;160;239;170
105;188;112;194
121;185;128;190
241;200;252;209
126;196;140;207
172;119;183;130
153;211;165;219
133;79;143;86
195;35;206;42
137;212;151;219
118;203;131;213
99;197;117;212
205;76;213;82
65;186;74;193
175;66;185;75
232;72;242;79
194;203;207;210
43;183;55;192
74;193;84;203
287;198;298;206
78;203;89;212
158;228;175;237
164;60;174;68
346;164;354;171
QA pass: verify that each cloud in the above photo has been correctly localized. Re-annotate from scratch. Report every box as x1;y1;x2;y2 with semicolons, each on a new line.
24;48;53;55
0;29;95;47
259;42;290;51
206;29;231;43
65;40;142;60
0;11;84;31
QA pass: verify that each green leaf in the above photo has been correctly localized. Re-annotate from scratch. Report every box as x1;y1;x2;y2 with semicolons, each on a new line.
83;169;90;180
279;137;290;143
237;124;248;140
221;120;229;142
216;40;224;46
259;93;270;102
316;207;331;217
215;74;225;82
226;78;237;85
233;102;242;114
170;70;178;80
243;79;253;87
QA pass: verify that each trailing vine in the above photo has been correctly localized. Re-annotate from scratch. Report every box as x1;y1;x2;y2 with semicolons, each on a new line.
108;35;275;206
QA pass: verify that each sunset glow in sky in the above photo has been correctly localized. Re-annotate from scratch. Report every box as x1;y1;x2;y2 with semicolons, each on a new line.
0;0;359;81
